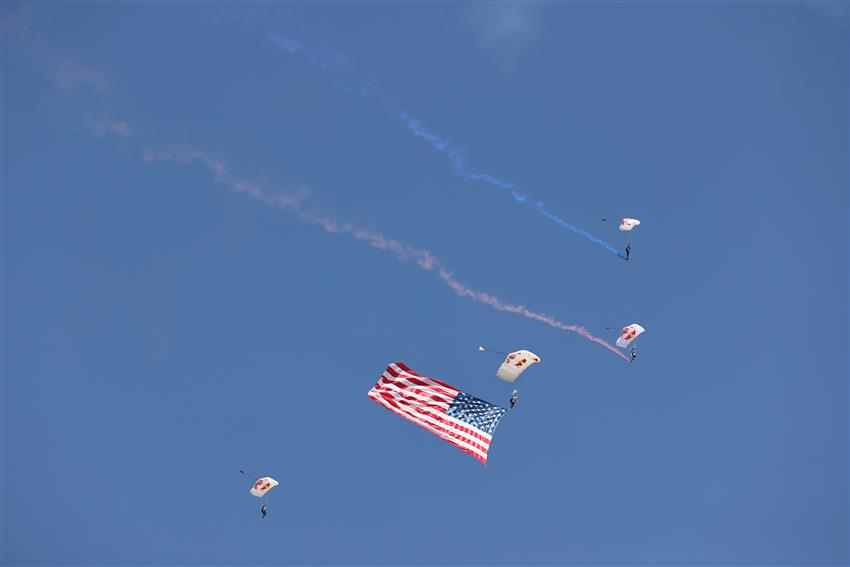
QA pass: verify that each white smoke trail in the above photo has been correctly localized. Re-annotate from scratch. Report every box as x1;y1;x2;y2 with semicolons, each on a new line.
143;146;629;362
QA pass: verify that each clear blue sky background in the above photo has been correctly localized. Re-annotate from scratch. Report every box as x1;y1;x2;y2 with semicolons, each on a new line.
2;3;848;565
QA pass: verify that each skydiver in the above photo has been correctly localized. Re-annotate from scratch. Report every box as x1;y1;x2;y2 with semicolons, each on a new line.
509;390;519;409
261;504;268;519
630;348;637;363
625;244;631;261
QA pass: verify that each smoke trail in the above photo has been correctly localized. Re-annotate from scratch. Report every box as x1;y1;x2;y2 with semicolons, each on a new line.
12;13;626;359
143;146;629;362
536;202;622;257
267;33;303;54
398;112;527;203
265;32;627;255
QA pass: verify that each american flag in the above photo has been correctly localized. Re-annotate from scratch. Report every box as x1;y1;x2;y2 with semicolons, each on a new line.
368;362;508;464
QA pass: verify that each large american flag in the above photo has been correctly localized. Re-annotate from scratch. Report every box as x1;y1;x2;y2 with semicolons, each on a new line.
368;362;508;464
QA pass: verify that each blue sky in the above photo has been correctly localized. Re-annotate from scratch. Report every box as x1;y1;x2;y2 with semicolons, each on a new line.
2;2;848;565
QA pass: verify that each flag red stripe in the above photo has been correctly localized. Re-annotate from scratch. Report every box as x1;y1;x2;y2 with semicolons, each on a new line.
392;361;423;377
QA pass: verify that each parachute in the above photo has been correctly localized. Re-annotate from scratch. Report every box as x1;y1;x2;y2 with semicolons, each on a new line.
619;218;640;231
496;350;541;383
250;477;279;498
616;324;645;348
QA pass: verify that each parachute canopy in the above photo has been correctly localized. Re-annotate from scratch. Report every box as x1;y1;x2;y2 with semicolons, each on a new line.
619;218;641;231
250;477;279;498
497;350;541;383
616;324;645;348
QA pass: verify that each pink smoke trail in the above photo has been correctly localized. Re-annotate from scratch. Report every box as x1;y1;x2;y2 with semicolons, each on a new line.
142;146;630;362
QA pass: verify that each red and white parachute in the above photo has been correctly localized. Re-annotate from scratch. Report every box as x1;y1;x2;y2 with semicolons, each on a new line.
616;324;645;348
619;218;641;231
496;350;541;383
250;477;279;498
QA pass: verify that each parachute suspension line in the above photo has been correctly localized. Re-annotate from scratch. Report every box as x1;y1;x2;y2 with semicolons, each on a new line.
478;346;508;355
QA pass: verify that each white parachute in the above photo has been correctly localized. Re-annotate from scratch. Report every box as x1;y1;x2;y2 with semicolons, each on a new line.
250;477;279;498
616;324;645;348
496;350;541;383
619;218;641;231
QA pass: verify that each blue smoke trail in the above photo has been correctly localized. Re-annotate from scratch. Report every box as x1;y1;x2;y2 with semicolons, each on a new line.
536;202;623;257
399;112;527;203
267;33;303;54
399;112;451;151
267;32;622;256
